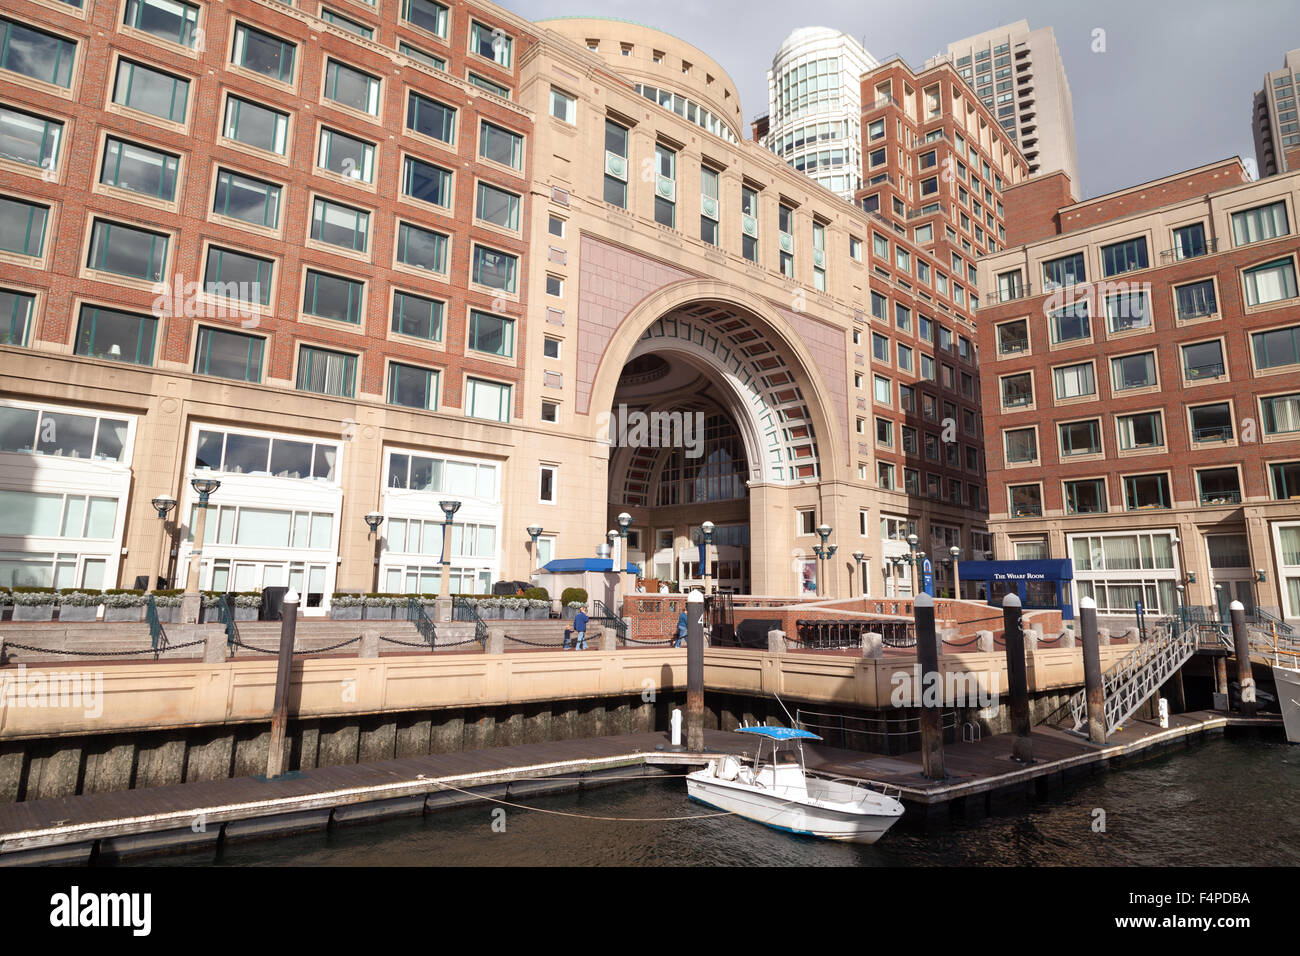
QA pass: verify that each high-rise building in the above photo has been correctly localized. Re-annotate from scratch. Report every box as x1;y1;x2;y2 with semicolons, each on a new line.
0;2;998;606
1252;48;1300;177
930;20;1079;198
755;27;877;200
978;159;1300;627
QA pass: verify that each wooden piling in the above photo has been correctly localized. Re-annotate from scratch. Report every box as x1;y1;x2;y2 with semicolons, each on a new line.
914;593;945;780
1002;593;1033;763
1079;596;1106;744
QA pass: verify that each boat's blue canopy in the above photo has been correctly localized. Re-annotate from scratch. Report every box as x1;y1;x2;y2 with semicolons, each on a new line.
736;726;822;741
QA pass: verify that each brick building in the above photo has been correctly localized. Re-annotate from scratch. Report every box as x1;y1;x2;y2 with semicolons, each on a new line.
978;158;1300;627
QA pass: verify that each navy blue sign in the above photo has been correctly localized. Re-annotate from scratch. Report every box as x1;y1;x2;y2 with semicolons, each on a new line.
922;558;934;597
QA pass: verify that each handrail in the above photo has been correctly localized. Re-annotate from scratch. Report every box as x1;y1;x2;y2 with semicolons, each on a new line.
216;594;240;657
145;594;169;660
452;596;488;648
405;597;437;650
593;599;626;647
1065;624;1197;735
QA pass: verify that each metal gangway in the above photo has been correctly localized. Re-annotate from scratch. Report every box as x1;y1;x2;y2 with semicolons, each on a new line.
1064;624;1198;737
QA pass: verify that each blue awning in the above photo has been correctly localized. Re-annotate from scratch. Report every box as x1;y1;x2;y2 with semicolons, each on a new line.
736;726;822;741
539;558;639;574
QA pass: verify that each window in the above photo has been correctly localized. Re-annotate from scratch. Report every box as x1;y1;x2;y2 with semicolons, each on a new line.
472;245;517;293
398;156;460;210
548;216;565;238
1004;428;1037;463
86;219;167;281
1100;236;1148;276
222;95;288;155
1231;201;1289;245
1123;473;1170;510
402;0;447;37
997;319;1028;354
877;462;896;490
0;405;129;461
920;355;935;380
407;92;455;144
1105;289;1151;333
871;333;889;362
897;344;914;372
741;185;759;262
850;236;862;260
870;291;887;321
1172;222;1207;260
541;401;558;423
233;23;295;83
1065;479;1107;515
1014;539;1048;560
700;165;719;245
324;60;380;116
468;309;514;357
1001;372;1033;408
0;195;49;257
302;270;363;324
876;418;893;448
778;203;794;277
204;247;272;306
297;346;355;398
1060;419;1101;457
1270;461;1300;500
400;43;445;71
318;128;374;183
0;289;33;346
1174;278;1217;319
321;8;372;39
918;315;932;341
812;221;826;291
545;275;562;297
895;304;911;333
1254;324;1300;370
873;375;891;405
214;169;280;228
0;105;63;172
1111;352;1157;391
310;197;368;252
480;121;523;170
475;182;520;230
1197;468;1241;506
1243;258;1298;306
395;221;447;273
538;464;557;503
1116;411;1163;451
543;336;561;359
1047;300;1090;343
470;20;512;68
194;326;263;383
1262;393;1300;436
466;378;511;422
113;59;189;123
604;120;628;208
1189;402;1233;443
100;137;178;201
899;384;915;412
550;88;576;124
1042;252;1085;289
388;363;438;410
0;18;76;88
1009;484;1042;517
1053;362;1096;400
654;143;676;228
1182;339;1225;379
74;305;155;365
391;290;443;341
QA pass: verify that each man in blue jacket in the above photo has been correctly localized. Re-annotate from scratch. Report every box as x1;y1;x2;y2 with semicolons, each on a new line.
673;609;688;648
568;607;588;650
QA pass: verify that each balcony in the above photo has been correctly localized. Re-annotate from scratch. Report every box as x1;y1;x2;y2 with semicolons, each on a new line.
1192;424;1233;443
1199;489;1243;506
1184;362;1225;380
1160;238;1219;262
986;282;1033;305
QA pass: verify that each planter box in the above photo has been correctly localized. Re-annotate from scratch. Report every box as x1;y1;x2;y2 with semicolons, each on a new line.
234;606;258;621
503;607;524;620
563;607;580;620
155;605;180;623
418;603;438;620
58;605;100;622
363;606;393;620
331;605;364;620
13;604;55;622
104;605;144;623
526;607;548;620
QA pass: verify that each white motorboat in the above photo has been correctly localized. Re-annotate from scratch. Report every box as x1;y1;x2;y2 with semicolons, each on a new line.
686;726;905;844
1274;665;1300;744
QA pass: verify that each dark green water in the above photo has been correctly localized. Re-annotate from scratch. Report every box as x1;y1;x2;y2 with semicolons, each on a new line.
133;735;1300;867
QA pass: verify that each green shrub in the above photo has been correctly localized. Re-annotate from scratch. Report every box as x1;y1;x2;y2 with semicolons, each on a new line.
522;587;549;602
560;587;588;606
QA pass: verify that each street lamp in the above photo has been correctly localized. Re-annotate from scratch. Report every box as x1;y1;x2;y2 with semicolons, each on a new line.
949;545;962;600
1214;582;1225;624
364;512;384;592
700;520;715;595
148;494;176;593
852;550;865;599
182;478;221;622
438;500;461;599
527;524;544;571
617;511;634;594
915;550;928;598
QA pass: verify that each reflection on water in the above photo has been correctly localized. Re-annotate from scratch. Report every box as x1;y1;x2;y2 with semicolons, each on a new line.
126;736;1300;867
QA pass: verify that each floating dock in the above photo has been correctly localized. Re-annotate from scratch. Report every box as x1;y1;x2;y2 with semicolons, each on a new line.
0;712;1282;864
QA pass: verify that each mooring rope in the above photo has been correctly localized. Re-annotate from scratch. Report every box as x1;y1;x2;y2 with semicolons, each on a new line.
426;777;738;822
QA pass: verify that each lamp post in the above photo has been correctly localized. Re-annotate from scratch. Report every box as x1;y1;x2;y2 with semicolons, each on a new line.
949;545;962;600
891;555;904;599
149;494;176;593
364;511;384;592
438;499;461;599
815;524;832;596
1214;582;1225;625
617;511;633;595
700;520;715;595
852;550;865;598
915;551;928;598
181;478;221;623
527;524;544;571
904;533;919;598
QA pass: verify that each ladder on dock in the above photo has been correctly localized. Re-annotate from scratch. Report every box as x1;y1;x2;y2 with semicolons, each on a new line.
1065;625;1198;737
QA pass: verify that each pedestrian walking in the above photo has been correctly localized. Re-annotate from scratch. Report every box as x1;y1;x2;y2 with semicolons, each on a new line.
673;608;688;648
571;607;589;650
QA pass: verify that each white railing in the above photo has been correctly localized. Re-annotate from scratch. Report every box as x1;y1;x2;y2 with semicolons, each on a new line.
1068;626;1197;736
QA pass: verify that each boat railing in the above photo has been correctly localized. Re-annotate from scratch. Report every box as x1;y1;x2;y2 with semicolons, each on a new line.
803;769;903;802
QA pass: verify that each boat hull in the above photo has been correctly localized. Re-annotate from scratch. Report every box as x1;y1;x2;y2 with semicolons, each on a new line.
1275;665;1300;744
686;775;901;844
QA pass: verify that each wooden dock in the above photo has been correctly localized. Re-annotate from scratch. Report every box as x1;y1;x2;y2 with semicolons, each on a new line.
0;711;1282;863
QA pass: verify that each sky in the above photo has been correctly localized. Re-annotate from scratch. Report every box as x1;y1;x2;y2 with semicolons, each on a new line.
508;0;1300;200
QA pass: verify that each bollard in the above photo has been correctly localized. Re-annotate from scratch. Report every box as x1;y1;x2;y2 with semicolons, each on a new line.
1079;596;1106;745
976;630;994;653
1060;629;1076;649
265;589;299;779
486;626;506;655
914;593;946;780
1123;626;1140;644
1097;627;1111;646
670;708;683;747
862;631;883;658
599;625;617;652
767;629;787;654
1213;655;1229;706
1229;601;1256;716
1025;629;1039;652
1158;698;1169;729
359;630;380;658
202;625;227;663
686;590;705;752
1002;593;1033;762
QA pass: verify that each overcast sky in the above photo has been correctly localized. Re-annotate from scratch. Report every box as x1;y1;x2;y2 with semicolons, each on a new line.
512;0;1300;200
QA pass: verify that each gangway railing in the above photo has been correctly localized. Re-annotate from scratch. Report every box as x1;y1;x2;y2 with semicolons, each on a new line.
1065;625;1197;736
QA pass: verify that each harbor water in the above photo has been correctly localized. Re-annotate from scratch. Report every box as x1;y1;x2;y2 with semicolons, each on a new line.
126;735;1299;867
